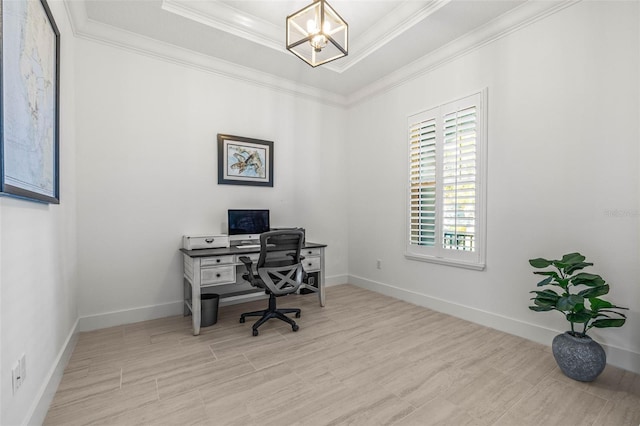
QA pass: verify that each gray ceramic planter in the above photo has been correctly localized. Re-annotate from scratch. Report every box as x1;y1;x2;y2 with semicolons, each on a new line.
552;332;606;382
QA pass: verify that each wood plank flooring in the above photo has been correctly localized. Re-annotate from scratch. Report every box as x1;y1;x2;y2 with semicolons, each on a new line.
45;284;640;425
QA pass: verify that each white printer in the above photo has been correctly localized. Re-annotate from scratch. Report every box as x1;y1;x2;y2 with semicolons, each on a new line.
182;235;230;250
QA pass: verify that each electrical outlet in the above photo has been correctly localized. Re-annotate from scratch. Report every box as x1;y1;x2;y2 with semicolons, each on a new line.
11;354;26;395
376;259;382;269
12;362;22;395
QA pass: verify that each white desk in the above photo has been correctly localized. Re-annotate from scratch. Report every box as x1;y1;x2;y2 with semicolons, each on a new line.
180;242;326;335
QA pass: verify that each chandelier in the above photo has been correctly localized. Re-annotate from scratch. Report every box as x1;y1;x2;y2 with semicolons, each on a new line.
286;0;348;67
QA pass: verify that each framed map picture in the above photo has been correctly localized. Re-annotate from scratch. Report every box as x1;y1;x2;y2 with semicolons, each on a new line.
217;134;274;187
1;0;60;203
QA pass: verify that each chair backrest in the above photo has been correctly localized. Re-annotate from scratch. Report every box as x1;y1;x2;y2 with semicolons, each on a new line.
256;230;305;296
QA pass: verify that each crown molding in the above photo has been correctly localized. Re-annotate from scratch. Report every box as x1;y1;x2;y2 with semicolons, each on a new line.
161;0;450;74
333;0;450;73
64;0;581;108
347;0;582;105
161;0;283;53
63;0;348;108
63;0;86;35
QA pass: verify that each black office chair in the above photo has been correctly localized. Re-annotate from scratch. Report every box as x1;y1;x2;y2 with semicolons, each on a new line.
238;230;305;336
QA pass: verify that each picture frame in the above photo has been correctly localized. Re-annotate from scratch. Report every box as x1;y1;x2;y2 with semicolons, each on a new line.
1;0;60;204
217;134;274;187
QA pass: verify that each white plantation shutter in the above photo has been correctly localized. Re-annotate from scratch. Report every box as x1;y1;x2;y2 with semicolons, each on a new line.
409;115;437;247
442;105;477;251
406;91;486;269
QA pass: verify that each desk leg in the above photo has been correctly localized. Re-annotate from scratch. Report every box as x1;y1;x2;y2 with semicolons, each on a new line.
183;278;191;316
192;258;202;335
319;247;326;307
192;289;201;335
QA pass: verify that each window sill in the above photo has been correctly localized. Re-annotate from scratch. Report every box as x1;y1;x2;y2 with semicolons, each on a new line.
404;253;485;271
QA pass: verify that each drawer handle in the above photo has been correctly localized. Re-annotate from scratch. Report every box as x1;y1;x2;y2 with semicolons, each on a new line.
205;239;214;243
307;262;312;266
216;259;221;263
216;273;221;278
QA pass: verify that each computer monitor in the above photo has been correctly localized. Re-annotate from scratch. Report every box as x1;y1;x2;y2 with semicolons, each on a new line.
227;209;270;243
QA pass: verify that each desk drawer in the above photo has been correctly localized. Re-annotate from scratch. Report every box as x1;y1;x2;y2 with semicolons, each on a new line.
303;248;321;257
201;255;235;267
302;256;321;272
201;266;236;285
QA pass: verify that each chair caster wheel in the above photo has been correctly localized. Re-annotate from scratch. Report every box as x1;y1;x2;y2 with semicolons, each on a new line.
252;329;259;336
295;312;301;318
292;324;299;332
240;317;245;323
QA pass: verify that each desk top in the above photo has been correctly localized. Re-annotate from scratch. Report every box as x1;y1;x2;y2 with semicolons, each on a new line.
180;241;326;258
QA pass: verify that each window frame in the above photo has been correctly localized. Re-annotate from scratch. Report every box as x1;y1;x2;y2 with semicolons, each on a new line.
405;89;487;270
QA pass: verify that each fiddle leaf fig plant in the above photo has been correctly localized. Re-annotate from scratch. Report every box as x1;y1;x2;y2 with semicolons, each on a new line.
529;252;627;337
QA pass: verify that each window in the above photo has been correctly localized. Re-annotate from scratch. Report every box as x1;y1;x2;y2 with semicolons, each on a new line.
406;90;486;270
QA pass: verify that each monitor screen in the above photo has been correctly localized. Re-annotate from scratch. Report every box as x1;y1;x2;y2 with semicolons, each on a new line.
228;209;270;236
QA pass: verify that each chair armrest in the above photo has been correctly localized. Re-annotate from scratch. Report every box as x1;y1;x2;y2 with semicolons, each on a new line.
238;256;253;269
286;252;305;261
238;256;258;286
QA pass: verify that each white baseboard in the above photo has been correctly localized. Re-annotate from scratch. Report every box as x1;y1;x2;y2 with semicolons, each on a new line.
26;318;79;426
349;275;640;375
78;301;184;332
78;274;348;332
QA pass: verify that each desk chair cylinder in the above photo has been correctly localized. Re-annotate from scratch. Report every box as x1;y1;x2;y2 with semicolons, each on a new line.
238;230;305;336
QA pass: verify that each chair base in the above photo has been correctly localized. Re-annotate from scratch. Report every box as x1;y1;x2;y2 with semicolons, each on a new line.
240;293;300;336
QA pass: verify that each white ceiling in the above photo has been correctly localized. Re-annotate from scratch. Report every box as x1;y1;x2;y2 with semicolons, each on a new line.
68;0;568;103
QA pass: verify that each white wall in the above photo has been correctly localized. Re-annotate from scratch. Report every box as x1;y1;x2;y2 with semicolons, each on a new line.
74;40;349;323
0;1;78;424
347;1;640;372
3;2;639;423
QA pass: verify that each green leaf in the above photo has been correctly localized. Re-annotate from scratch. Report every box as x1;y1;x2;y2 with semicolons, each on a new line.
530;291;558;303
533;270;560;277
529;293;557;302
529;305;554;312
567;312;593;323
529;258;553;268
592;318;626;328
535;276;554;287
565;262;594;275
533;298;556;307
561;253;586;264
571;273;605;287
557;294;584;311
594;310;627;319
589;297;613;311
578;285;610;299
531;289;560;298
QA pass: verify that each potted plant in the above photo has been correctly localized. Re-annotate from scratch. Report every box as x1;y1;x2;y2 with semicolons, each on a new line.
529;252;627;382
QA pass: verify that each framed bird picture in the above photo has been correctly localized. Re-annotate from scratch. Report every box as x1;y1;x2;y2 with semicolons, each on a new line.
217;134;274;187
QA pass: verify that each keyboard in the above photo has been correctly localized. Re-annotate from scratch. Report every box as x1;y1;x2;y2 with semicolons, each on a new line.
236;244;275;249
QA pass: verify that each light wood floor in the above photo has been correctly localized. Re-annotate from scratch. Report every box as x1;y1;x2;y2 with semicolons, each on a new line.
45;284;640;425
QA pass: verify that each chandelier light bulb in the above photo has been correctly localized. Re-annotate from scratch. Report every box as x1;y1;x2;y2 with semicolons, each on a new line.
306;19;317;34
311;34;328;52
